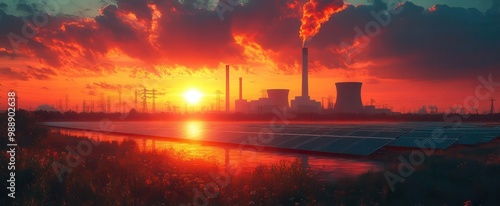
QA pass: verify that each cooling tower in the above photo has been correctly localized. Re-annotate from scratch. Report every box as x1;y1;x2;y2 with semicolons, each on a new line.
333;82;364;113
267;89;290;109
302;47;308;97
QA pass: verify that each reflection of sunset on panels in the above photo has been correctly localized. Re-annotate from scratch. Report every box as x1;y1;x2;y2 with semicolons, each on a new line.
53;128;381;180
183;121;204;140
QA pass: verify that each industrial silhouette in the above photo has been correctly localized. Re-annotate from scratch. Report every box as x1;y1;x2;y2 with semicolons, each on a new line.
333;82;364;114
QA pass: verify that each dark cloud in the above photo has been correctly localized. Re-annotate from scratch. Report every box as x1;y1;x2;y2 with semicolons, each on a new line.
115;0;152;21
27;65;57;80
304;0;500;80
88;82;139;91
0;49;17;58
364;2;500;80
0;10;25;50
0;67;30;80
0;0;499;82
16;3;34;13
0;66;56;80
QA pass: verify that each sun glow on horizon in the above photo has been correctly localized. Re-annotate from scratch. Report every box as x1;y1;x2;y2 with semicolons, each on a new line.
184;89;203;105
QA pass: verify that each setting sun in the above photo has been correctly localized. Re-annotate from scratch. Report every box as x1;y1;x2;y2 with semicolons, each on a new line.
184;89;203;104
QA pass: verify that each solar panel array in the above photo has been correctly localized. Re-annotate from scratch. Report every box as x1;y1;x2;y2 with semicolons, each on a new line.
44;121;500;156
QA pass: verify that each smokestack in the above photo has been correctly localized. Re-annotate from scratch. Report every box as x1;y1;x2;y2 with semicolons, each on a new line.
239;77;242;100
302;47;308;97
226;65;230;112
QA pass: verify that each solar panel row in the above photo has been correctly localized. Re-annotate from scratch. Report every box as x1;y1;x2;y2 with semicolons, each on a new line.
387;138;457;149
44;122;499;156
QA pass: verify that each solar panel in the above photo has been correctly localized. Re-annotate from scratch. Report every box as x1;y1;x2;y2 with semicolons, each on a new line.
441;132;464;139
207;132;245;142
387;138;457;149
349;130;378;137
317;138;364;153
400;131;434;138
222;135;249;144
480;136;497;143
294;137;338;151
265;134;293;145
284;128;316;135
275;135;316;148
457;137;481;145
321;130;356;136
370;131;405;138
342;138;394;155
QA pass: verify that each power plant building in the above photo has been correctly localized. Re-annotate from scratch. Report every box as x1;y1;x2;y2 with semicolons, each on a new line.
234;78;290;114
364;105;393;114
248;89;290;114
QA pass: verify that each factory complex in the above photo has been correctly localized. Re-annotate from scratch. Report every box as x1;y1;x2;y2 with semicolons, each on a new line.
226;47;394;114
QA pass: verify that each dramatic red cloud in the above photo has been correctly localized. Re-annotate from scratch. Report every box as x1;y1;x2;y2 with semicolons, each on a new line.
300;0;346;46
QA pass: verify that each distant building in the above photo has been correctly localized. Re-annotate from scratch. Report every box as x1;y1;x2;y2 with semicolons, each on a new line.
235;99;250;113
364;105;392;115
291;96;322;113
245;89;290;114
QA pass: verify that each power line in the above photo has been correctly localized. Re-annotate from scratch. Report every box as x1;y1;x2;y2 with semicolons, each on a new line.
491;98;496;114
141;88;165;113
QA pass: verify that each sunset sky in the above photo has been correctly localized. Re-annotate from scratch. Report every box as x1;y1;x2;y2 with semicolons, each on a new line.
0;0;499;113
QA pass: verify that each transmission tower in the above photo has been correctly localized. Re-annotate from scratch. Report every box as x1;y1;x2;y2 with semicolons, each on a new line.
491;98;496;114
141;88;164;113
135;90;138;110
151;89;165;113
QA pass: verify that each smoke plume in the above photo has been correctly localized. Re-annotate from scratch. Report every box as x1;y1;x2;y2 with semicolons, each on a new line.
299;0;346;46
